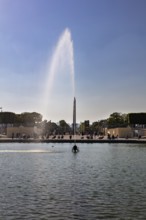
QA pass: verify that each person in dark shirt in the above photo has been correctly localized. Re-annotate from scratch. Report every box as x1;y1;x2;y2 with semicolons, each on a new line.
72;144;79;153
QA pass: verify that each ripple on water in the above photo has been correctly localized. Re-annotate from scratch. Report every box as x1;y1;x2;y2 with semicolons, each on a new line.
0;143;146;219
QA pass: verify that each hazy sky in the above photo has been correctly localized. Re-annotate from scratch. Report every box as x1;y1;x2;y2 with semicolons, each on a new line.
0;0;146;123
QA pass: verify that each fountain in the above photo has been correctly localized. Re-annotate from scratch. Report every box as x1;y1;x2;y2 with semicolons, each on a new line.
43;28;78;150
73;97;76;136
44;28;75;119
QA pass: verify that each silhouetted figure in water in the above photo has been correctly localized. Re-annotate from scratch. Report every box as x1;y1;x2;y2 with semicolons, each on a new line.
72;144;79;153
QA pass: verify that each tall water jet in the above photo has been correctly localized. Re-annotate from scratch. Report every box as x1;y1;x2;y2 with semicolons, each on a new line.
43;28;75;120
73;97;76;135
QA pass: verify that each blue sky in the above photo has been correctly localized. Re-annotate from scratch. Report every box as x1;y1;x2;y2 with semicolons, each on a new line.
0;0;146;123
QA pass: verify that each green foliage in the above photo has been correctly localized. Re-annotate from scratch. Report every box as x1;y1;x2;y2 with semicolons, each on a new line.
90;121;99;132
90;120;107;134
79;121;90;133
79;122;85;133
128;113;146;124
0;112;16;124
107;112;128;128
44;121;59;134
15;112;42;126
40;120;71;135
59;120;71;133
0;111;42;126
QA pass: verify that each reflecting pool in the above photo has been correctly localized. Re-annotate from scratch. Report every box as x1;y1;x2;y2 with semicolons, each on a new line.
0;143;146;219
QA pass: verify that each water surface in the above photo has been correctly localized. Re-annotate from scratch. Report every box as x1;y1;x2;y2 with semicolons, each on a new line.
0;143;146;219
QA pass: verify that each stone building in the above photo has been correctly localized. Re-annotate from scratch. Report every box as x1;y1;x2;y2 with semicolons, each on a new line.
7;126;42;138
105;127;146;138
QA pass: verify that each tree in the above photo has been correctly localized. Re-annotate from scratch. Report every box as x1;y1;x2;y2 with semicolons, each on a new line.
15;112;42;126
30;112;42;123
0;112;16;124
91;120;107;135
78;121;90;134
43;121;59;135
107;112;128;128
79;122;85;134
59;120;71;134
91;121;99;134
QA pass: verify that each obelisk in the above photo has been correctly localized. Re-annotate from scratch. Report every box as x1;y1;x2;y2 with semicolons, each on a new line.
73;97;76;135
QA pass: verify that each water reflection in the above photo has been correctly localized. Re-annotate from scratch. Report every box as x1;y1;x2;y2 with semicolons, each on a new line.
0;149;63;153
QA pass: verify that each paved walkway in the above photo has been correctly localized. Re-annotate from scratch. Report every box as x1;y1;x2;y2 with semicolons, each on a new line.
0;135;146;143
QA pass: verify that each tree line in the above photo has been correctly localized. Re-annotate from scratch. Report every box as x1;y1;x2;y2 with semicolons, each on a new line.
0;111;146;135
0;112;42;126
